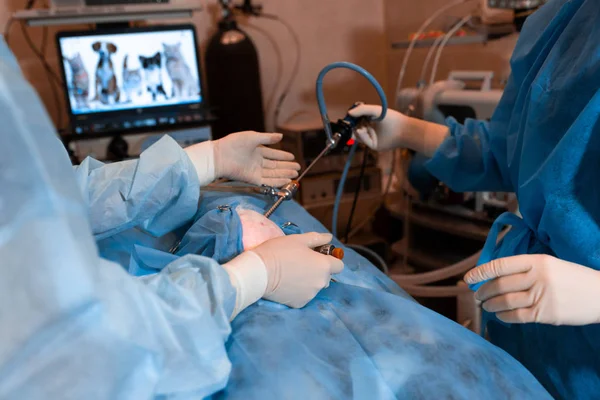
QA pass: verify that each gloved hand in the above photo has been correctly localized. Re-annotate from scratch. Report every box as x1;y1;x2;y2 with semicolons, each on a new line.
185;131;301;188
223;233;344;318
464;255;600;326
252;232;344;308
214;131;301;187
348;105;408;152
348;104;449;157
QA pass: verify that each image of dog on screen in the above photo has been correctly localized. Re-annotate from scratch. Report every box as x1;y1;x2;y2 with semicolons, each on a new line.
92;41;120;105
139;52;169;101
59;30;203;115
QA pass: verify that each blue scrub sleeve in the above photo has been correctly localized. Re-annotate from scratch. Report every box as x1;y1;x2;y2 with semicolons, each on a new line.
74;135;201;241
0;39;237;398
425;76;518;193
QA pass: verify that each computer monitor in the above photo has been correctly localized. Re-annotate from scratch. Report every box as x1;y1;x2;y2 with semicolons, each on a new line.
57;24;206;136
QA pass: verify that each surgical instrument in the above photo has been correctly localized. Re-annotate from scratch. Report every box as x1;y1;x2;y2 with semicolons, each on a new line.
320;64;387;238
202;184;280;198
265;62;388;221
316;62;387;149
262;110;360;219
313;244;344;260
263;180;300;218
204;63;388;221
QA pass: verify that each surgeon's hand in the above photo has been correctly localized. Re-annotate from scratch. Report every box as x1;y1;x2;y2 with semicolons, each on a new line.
465;255;600;326
223;233;344;318
215;131;300;187
185;131;301;188
348;104;449;157
348;105;408;152
253;233;344;308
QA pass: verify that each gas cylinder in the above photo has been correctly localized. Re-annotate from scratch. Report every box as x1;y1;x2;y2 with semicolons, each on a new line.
205;17;265;140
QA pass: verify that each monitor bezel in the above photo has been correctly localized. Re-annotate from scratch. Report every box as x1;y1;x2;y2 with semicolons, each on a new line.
55;23;207;136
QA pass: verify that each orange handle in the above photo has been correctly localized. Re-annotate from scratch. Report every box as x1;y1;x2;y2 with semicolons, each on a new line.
331;247;345;260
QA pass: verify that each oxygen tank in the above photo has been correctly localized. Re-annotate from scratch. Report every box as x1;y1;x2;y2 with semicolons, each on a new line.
205;14;265;140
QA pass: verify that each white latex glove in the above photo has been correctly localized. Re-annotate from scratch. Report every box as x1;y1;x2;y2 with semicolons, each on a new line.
223;233;344;318
348;104;449;157
185;131;301;188
254;233;344;308
348;105;408;152
465;255;600;326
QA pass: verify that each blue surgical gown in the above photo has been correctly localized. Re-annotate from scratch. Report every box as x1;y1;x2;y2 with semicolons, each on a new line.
426;0;600;398
0;39;237;399
0;37;554;398
124;191;552;399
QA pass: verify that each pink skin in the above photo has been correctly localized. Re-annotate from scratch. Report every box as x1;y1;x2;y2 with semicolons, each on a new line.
237;207;285;250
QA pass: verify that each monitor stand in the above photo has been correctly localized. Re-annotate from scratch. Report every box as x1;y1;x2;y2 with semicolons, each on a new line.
95;21;130;30
106;135;129;161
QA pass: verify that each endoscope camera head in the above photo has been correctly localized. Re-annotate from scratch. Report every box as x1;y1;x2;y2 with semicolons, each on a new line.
329;102;368;149
316;62;387;151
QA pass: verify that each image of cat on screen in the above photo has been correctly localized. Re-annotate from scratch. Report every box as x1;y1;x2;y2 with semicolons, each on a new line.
163;42;199;99
139;52;169;101
59;29;202;115
121;55;144;103
64;53;90;109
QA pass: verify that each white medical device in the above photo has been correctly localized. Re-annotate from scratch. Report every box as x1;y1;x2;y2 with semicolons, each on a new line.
396;70;503;122
397;70;514;214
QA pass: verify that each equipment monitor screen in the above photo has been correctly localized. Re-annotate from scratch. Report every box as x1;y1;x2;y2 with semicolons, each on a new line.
57;25;206;135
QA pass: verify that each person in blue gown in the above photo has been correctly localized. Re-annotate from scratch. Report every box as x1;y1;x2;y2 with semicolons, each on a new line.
351;0;600;397
0;30;556;398
0;36;348;398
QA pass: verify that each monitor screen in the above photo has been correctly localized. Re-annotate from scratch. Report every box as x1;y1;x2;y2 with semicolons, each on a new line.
57;25;206;135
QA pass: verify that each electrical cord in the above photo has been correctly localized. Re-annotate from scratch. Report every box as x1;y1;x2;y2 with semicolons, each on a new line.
344;146;369;243
20;21;64;130
390;15;473;273
40;26;48;54
233;7;301;131
394;0;473;102
386;1;477;239
332;141;359;237
345;203;380;240
339;1;476;244
19;23;62;86
419;34;446;85
346;244;389;275
5;0;64;129
399;283;472;297
420;14;473;86
4;0;35;43
430;15;473;85
340;4;481;290
383;150;397;197
316;62;387;147
260;13;301;130
3;18;15;43
40;23;62;127
314;62;387;238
